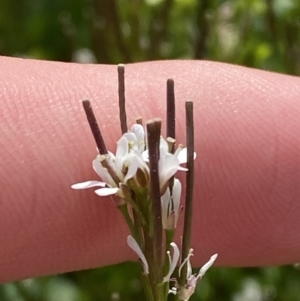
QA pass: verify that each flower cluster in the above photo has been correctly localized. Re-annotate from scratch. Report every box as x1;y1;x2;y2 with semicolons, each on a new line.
72;120;216;300
71;65;217;301
127;234;218;301
72;123;189;229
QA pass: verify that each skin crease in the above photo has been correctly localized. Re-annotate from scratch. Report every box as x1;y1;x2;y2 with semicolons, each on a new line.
0;56;300;283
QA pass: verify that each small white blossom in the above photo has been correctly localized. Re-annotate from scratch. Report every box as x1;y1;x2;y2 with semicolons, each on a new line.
72;124;193;197
71;124;148;198
142;137;195;194
123;150;149;184
158;150;185;193
92;155;121;196
123;124;145;152
161;178;182;229
71;123;194;200
162;244;217;301
178;253;218;301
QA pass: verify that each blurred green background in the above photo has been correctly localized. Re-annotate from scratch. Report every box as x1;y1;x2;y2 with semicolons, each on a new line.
1;0;300;300
1;0;300;74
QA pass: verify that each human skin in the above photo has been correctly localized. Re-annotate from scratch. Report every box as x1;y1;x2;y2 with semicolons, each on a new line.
0;56;300;283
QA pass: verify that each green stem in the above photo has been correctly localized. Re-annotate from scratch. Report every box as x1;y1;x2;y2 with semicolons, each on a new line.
118;204;138;239
141;274;155;301
125;195;147;226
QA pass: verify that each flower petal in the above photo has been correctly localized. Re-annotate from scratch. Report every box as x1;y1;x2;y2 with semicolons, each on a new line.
141;149;149;162
94;187;119;196
131;124;144;145
197;253;218;278
124;150;149;183
107;152;125;182
172;178;182;224
177;166;188;171
123;132;137;145
115;136;128;171
71;180;106;189
176;148;197;164
163;242;180;282
127;235;149;274
93;157;117;187
124;159;139;183
159;152;180;189
159;137;169;152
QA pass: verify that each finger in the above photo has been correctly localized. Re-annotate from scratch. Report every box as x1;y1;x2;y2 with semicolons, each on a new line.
1;57;300;283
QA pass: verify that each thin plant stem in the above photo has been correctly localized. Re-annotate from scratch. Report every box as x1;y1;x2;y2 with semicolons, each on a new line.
166;79;175;141
118;204;138;241
146;118;163;290
122;187;147;226
141;270;155;301
82;100;108;154
179;101;194;286
166;79;176;201
118;64;128;134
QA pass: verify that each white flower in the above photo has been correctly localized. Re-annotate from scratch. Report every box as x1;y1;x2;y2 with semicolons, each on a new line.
72;153;124;197
123;124;145;153
161;178;182;229
127;235;149;275
158;150;185;193
71;124;148;197
157;241;218;301
123;150;149;184
142;137;195;194
92;155;121;195
71;123;196;201
177;253;218;301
